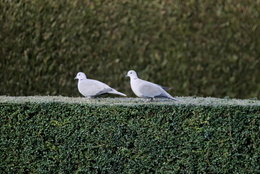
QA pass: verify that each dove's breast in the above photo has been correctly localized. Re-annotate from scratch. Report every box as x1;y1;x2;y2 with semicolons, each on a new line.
130;79;143;97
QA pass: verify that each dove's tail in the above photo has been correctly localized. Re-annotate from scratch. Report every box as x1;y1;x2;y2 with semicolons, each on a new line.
161;91;178;101
167;96;178;101
109;89;127;97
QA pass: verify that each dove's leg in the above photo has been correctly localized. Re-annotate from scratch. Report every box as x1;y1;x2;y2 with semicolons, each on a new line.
141;98;150;102
145;97;155;102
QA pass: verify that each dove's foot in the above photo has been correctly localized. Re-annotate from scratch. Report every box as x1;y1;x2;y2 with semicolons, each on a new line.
142;97;155;102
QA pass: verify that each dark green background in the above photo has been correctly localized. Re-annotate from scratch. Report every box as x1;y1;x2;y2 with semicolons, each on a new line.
0;0;259;98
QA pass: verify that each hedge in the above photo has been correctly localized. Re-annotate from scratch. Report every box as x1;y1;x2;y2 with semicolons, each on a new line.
0;96;259;173
0;0;259;98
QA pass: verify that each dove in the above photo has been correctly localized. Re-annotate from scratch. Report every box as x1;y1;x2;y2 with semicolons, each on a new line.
75;72;126;98
126;70;177;101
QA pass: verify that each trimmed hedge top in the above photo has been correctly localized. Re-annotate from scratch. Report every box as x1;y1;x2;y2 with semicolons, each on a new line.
0;96;259;107
0;96;259;173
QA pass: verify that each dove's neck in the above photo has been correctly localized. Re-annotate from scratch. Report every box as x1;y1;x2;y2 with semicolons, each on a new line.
130;76;138;81
78;78;87;81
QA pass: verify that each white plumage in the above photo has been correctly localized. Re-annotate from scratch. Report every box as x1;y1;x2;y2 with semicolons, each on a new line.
75;72;126;98
127;70;177;101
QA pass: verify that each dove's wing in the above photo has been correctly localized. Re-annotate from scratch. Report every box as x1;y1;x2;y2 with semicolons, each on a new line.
160;86;171;91
78;79;112;96
130;76;177;100
95;88;114;96
137;80;163;97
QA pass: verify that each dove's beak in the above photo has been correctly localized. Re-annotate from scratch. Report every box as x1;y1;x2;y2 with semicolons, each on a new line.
74;77;77;80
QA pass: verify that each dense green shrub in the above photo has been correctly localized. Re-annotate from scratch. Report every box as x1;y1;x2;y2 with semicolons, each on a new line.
0;97;259;173
0;0;259;98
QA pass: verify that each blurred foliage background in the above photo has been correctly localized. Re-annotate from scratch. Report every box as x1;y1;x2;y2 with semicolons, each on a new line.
0;0;259;98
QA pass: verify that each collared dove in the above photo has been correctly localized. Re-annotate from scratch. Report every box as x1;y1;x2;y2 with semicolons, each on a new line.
75;72;126;98
126;70;177;101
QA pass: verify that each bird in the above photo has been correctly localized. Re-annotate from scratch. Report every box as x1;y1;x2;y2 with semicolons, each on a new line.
75;72;126;98
126;70;177;101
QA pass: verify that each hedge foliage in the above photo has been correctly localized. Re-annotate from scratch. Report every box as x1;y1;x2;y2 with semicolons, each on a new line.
0;0;259;98
0;97;260;173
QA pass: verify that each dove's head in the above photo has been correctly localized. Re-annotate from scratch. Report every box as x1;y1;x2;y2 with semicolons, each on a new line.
75;72;87;80
127;70;138;79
